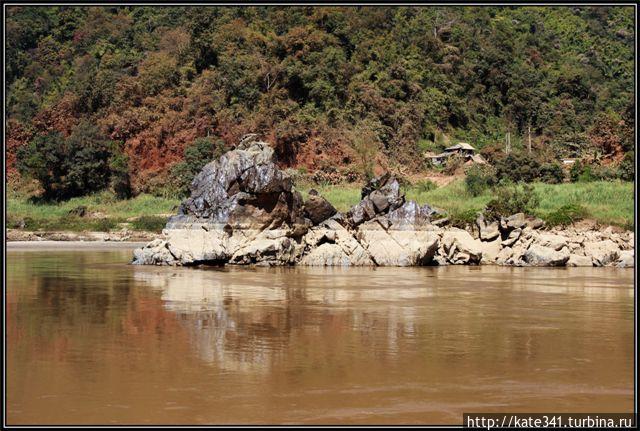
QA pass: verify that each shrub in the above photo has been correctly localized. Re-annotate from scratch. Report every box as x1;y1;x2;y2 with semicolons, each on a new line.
590;165;617;181
484;183;539;220
617;151;634;181
448;208;479;228
131;216;167;232
171;137;226;197
494;152;541;183
544;204;589;227
569;160;592;183
464;164;497;196
539;162;565;184
415;179;438;193
16;122;115;201
109;146;131;199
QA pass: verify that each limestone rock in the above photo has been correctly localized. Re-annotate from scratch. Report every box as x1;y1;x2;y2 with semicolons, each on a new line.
522;244;570;266
501;228;522;247
616;250;634;268
567;254;593;267
476;214;500;241
441;228;483;264
536;233;569;251
479;238;502;264
584;240;620;267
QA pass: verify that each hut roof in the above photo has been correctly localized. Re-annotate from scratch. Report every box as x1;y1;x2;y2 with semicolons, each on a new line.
445;142;475;152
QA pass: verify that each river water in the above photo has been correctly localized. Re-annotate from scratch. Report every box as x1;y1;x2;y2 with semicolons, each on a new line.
6;246;634;425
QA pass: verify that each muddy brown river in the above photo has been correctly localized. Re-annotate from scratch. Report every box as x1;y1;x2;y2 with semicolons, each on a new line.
6;246;634;425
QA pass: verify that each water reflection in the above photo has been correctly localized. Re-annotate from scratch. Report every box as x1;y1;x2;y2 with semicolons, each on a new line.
6;250;634;425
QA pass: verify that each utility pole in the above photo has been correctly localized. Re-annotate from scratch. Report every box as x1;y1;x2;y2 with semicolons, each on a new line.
505;130;511;154
528;124;532;154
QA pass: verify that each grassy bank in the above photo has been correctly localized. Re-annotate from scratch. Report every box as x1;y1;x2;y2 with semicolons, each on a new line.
6;180;634;232
300;180;634;229
7;191;179;233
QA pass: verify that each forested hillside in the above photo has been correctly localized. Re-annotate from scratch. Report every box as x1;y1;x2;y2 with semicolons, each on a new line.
6;6;635;199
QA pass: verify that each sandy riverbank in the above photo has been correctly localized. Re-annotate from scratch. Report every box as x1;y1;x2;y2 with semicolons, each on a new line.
7;241;148;250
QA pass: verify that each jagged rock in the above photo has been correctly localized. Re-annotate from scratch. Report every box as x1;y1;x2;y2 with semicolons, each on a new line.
584;240;620;266
567;254;593;267
387;200;435;230
501;228;522;247
348;198;377;226
500;212;526;231
132;139;634;268
173;139;302;230
525;216;545;229
441;228;483;264
133;239;179;265
347;173;405;226
304;194;337;225
522;244;570;266
616;250;634;268
300;219;373;266
476;214;500;241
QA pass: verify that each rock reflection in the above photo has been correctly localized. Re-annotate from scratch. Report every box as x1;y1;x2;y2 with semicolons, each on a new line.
132;266;432;371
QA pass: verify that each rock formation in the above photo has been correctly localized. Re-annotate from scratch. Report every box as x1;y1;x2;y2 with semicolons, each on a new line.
133;138;634;268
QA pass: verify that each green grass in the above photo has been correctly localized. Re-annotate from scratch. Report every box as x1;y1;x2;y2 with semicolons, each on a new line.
300;180;634;229
7;190;179;232
7;180;633;232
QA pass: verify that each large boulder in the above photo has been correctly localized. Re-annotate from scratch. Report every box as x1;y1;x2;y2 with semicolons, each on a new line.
616;250;634;268
304;194;337;225
476;214;500;241
584;240;620;266
347;173;405;226
535;233;569;251
356;220;439;266
567;254;593;267
522;244;570;266
441;228;483;264
171;139;303;230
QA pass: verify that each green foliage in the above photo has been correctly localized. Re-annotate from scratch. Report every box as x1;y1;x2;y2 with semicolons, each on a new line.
5;6;634;186
170;137;226;197
448;209;479;229
539;162;565;184
16;122;115;200
351;118;381;181
543;203;588;227
569;160;585;182
108;144;131;199
415;179;438;193
494;152;541;183
131;215;167;232
484;183;540;220
465;164;497;196
617;151;634;181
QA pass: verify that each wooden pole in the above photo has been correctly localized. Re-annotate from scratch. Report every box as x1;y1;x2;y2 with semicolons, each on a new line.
528;125;532;154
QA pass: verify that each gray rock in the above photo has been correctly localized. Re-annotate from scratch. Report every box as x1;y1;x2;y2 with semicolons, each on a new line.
476;214;500;241
584;240;620;266
304;194;337;225
522;244;570;266
501;228;522;247
567;254;593;267
616;250;634;268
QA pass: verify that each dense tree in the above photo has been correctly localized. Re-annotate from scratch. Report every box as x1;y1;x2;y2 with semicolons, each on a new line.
6;6;635;196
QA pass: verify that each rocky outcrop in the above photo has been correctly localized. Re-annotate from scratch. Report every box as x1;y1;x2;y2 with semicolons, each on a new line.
133;137;634;268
